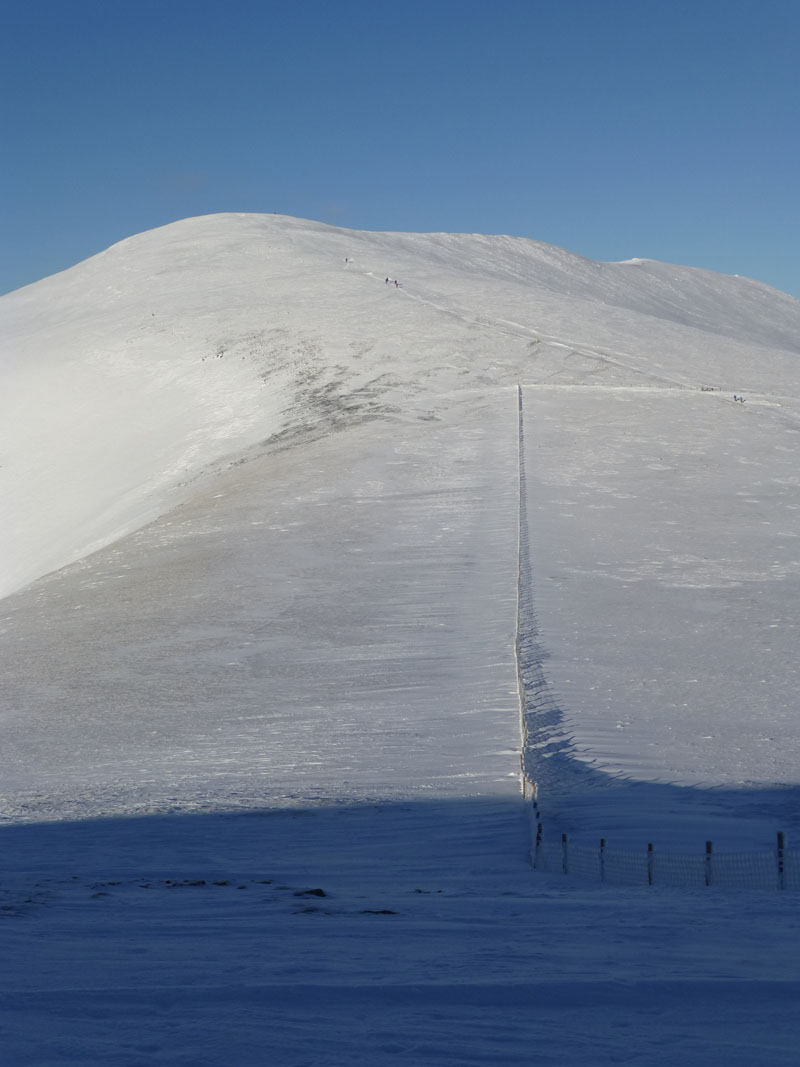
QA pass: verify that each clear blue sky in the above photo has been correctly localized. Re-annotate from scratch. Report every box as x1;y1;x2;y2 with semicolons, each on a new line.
2;0;799;297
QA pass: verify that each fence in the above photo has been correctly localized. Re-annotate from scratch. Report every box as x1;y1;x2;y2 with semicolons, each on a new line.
514;384;797;891
527;825;799;890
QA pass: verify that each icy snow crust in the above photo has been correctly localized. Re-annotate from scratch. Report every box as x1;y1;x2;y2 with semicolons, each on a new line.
2;213;800;1064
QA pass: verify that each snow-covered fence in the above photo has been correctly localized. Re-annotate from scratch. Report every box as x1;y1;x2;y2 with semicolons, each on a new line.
514;383;538;800
528;829;800;890
514;384;798;891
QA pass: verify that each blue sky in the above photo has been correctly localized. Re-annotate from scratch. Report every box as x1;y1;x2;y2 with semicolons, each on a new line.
2;0;798;297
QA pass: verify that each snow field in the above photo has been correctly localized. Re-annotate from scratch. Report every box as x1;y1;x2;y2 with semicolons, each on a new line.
0;391;523;819
519;383;800;854
3;213;800;1064
4;802;800;1067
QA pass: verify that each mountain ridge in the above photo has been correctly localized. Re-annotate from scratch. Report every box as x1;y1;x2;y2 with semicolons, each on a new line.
2;213;798;600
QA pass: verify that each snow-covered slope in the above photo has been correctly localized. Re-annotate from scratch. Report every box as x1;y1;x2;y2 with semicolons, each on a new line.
3;214;800;1066
4;213;800;600
3;211;800;825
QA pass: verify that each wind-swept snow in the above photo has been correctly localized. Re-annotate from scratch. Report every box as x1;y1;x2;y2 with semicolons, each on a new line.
2;213;800;1065
4;213;799;600
0;393;521;819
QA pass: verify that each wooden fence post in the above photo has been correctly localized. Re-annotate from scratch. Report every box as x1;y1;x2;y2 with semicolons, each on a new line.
561;833;569;875
647;843;654;886
705;841;713;887
599;838;606;883
533;822;543;869
777;831;785;890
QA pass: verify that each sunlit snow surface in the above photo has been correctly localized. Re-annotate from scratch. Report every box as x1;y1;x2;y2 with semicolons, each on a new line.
2;214;800;1065
530;386;800;783
1;394;521;818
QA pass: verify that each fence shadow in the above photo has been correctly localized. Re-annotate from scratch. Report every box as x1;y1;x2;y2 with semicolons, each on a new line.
515;383;800;863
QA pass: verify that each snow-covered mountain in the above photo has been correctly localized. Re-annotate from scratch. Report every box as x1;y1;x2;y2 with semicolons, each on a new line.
5;213;799;600
3;211;800;825
3;214;800;1065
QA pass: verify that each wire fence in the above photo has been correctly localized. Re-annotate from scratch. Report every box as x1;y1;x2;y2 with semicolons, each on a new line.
514;384;797;891
528;827;799;890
